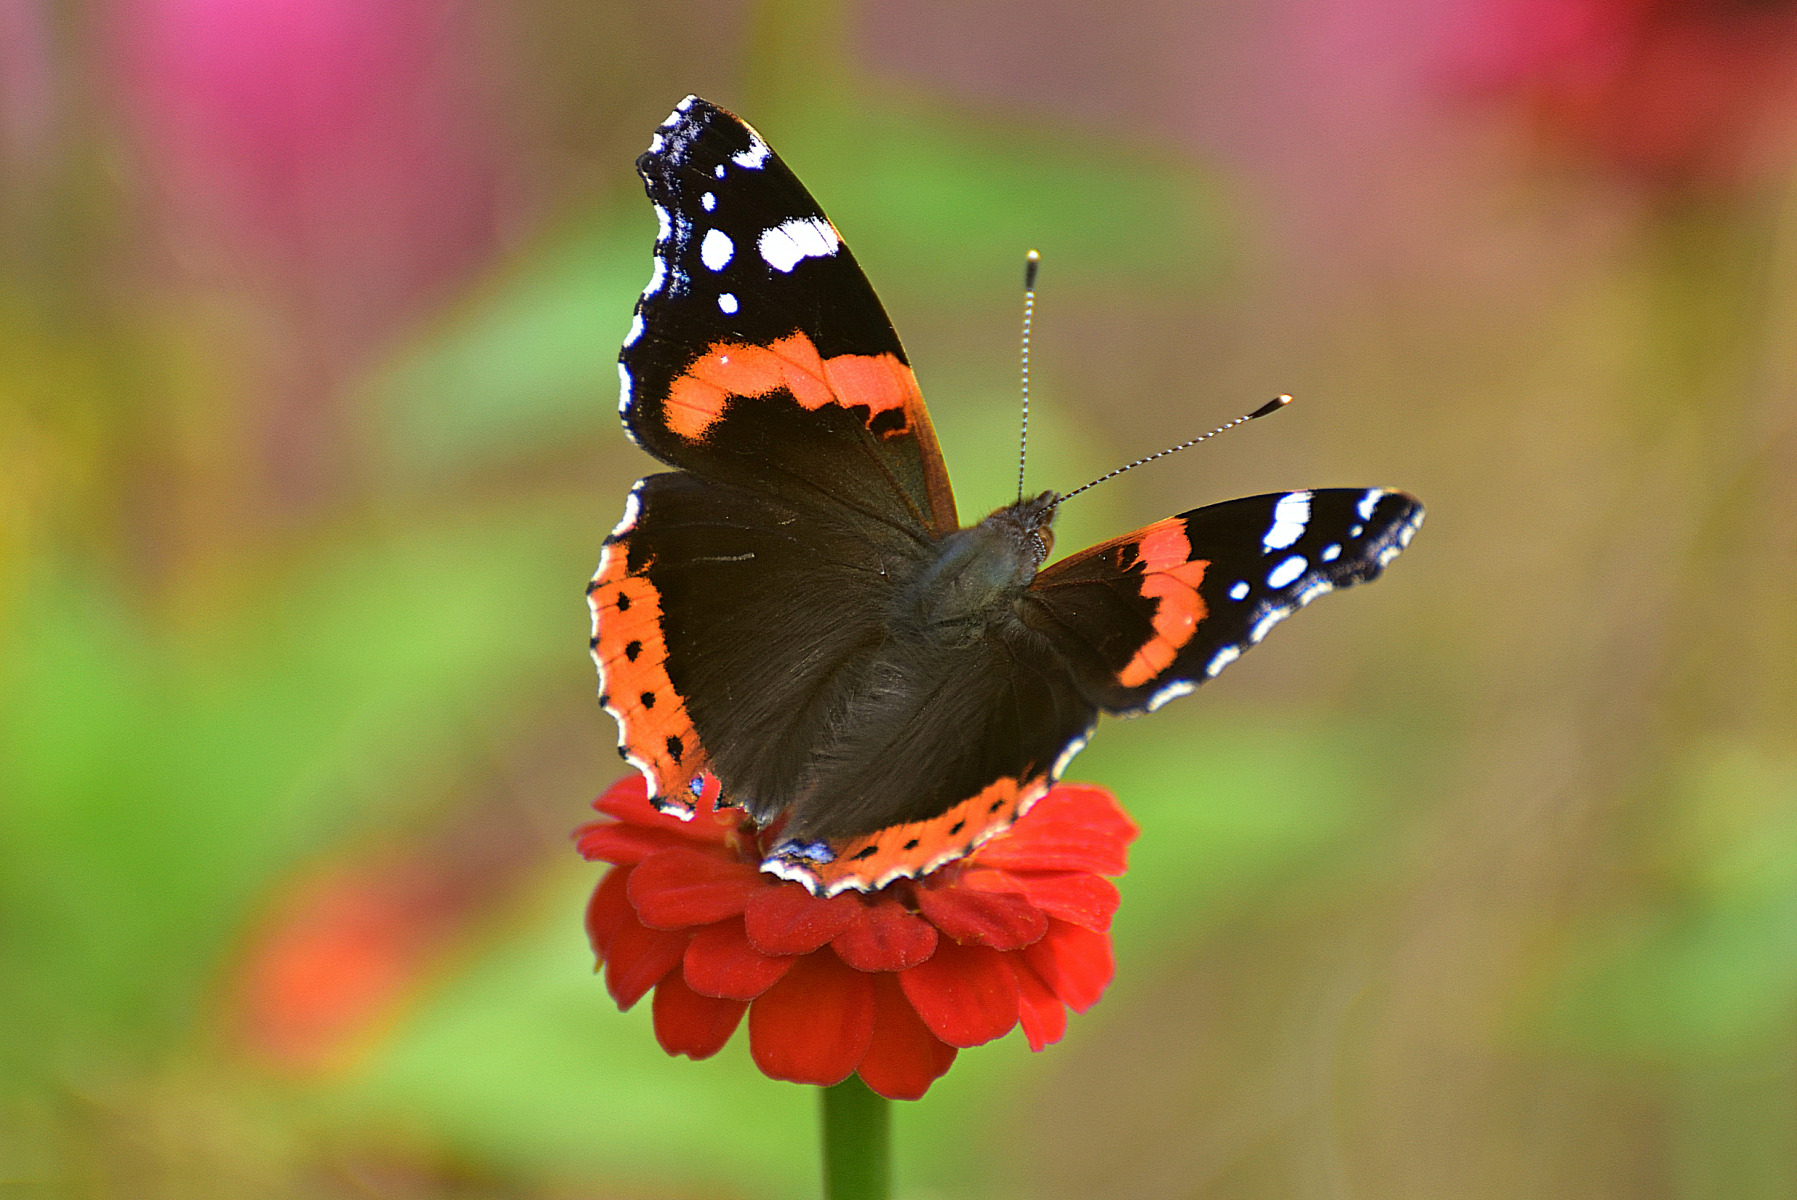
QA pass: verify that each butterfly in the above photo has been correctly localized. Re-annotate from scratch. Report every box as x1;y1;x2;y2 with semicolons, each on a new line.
590;96;1423;896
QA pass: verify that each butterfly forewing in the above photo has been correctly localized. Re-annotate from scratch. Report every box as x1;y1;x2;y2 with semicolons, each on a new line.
620;96;957;539
1025;489;1424;713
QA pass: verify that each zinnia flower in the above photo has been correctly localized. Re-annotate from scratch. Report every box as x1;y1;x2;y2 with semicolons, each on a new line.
576;774;1136;1100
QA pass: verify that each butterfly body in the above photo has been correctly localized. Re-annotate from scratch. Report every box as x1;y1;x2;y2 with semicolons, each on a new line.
592;96;1424;895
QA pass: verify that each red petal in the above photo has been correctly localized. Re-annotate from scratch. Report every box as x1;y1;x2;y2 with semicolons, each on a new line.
744;884;859;955
603;917;689;1011
972;784;1136;876
651;972;746;1060
683;919;794;1000
856;974;957;1100
898;940;1020;1047
832;901;938;972
915;885;1046;950
749;952;876;1086
963;867;1120;932
1021;919;1114;1013
575;822;698;865
591;774;732;845
584;866;634;961
1011;953;1068;1051
627;848;763;929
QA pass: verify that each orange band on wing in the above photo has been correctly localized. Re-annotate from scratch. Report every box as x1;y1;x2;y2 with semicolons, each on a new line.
779;775;1053;896
1117;520;1210;688
590;536;711;813
664;331;920;441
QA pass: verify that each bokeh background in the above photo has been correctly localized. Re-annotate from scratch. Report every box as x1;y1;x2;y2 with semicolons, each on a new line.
7;0;1797;1195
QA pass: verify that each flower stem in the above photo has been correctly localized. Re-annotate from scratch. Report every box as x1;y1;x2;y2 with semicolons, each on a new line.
820;1074;890;1200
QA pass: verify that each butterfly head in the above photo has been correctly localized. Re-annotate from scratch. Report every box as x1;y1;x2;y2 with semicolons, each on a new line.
987;489;1059;573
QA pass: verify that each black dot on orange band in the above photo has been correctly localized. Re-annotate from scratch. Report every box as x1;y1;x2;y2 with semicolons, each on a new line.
666;735;683;764
640;691;656;708
617;591;631;611
625;640;642;661
903;838;919;850
852;845;880;860
988;798;1004;812
949;820;964;836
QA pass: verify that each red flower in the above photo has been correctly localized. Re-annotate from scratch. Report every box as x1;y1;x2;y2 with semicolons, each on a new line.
1456;0;1797;190
575;774;1136;1100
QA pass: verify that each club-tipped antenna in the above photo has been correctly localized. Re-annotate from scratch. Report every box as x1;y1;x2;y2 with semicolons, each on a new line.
1015;249;1040;503
1055;394;1293;504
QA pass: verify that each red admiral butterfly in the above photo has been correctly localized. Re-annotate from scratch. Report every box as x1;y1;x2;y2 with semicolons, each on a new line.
591;96;1423;896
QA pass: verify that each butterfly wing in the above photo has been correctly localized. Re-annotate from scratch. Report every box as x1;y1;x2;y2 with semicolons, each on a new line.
620;95;957;539
595;96;961;824
1024;488;1424;712
591;471;910;816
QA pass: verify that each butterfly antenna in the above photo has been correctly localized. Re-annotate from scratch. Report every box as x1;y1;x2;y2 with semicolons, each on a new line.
1055;394;1293;503
1015;249;1040;503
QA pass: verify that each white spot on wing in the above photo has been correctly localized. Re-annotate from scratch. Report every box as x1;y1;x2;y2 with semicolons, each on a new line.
609;485;643;538
1267;555;1307;589
1205;645;1242;677
1052;729;1092;778
717;292;738;314
1357;488;1385;521
700;227;734;270
622;312;644;347
1249;606;1292;644
616;363;633;413
1295;579;1334;607
1320;543;1341;562
643;256;667;297
713;164;725;179
758;217;840;272
1263;490;1311;552
731;131;771;168
654;204;672;244
1146;680;1194;711
648;132;664;153
701;191;716;211
1228;580;1250;601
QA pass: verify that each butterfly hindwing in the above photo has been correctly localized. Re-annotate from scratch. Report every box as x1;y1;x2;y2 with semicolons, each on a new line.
1025;488;1424;712
621;96;957;539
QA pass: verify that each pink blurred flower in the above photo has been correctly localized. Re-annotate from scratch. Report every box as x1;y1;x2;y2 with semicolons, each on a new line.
1457;0;1797;190
116;0;510;347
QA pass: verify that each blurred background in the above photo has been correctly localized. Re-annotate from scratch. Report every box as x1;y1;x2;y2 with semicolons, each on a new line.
6;0;1797;1195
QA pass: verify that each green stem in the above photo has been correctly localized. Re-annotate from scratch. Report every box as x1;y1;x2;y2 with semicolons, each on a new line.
820;1074;891;1200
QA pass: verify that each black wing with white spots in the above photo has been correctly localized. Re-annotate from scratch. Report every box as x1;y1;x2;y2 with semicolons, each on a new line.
617;94;957;537
1024;488;1424;714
